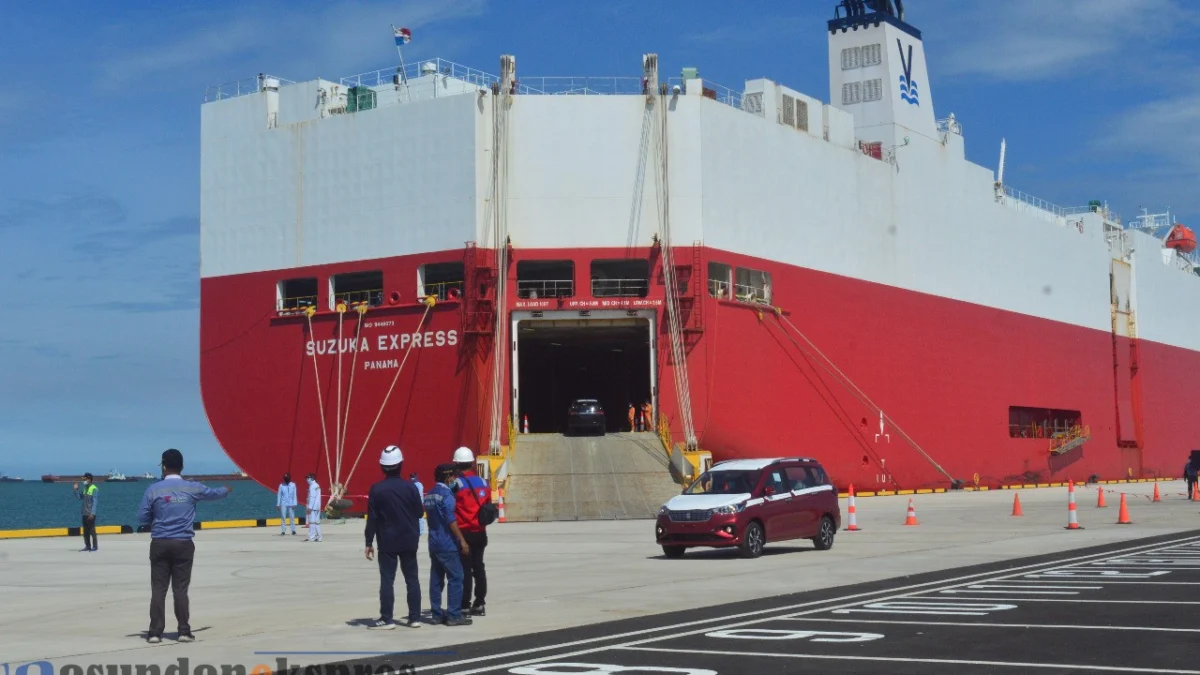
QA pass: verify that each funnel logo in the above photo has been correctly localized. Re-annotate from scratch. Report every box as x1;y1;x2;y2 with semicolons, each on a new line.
897;39;919;106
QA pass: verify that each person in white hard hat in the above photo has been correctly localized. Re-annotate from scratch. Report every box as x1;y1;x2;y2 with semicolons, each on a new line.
364;445;425;629
452;446;494;617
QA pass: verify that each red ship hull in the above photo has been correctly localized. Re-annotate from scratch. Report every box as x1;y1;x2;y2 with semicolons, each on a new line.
200;245;1187;502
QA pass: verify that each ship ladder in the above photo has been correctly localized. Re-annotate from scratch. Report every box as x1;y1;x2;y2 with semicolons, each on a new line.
767;308;958;488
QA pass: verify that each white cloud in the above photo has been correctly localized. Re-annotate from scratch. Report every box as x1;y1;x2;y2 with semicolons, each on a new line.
95;0;488;90
922;0;1199;82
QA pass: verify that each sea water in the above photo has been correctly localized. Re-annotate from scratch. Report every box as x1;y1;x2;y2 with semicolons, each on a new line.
0;480;280;530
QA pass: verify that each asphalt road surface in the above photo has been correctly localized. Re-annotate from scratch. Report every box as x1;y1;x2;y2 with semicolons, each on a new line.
342;529;1200;674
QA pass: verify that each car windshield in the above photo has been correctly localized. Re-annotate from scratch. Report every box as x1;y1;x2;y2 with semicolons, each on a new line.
572;401;600;413
684;469;759;495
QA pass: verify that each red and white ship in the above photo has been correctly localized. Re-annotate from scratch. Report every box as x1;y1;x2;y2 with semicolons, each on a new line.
199;2;1199;506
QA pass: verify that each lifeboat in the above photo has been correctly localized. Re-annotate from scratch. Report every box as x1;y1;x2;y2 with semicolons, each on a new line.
1166;224;1197;254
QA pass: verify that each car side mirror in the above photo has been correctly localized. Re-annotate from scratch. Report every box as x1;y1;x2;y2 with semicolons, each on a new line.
764;486;776;497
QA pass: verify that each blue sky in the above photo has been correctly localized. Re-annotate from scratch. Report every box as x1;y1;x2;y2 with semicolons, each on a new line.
0;0;1197;476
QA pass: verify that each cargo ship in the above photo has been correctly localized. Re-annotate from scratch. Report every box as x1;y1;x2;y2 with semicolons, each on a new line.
199;1;1198;506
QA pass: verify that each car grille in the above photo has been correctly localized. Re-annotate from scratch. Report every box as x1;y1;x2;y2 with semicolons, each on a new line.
668;509;712;522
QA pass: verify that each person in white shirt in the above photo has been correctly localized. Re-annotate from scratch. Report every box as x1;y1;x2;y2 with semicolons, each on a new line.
277;473;298;535
305;474;322;542
411;472;426;536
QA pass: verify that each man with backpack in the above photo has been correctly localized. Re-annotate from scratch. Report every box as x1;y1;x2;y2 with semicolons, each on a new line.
452;447;497;617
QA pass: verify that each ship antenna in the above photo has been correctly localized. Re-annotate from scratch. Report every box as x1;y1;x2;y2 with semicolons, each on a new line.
994;138;1007;203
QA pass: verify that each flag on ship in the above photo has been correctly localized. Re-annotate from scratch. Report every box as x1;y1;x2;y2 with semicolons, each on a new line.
394;27;412;46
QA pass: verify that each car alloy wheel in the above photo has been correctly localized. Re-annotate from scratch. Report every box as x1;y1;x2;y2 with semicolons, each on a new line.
813;515;836;551
739;521;764;558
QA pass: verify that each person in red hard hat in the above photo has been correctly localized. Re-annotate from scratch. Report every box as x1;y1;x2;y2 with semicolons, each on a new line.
452;446;493;616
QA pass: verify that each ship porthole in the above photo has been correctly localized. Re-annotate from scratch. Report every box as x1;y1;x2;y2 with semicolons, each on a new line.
389;291;400;305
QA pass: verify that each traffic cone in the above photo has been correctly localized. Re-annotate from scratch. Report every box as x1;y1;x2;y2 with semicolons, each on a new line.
1064;480;1082;530
903;498;918;526
523;415;529;434
1096;487;1107;508
1011;493;1023;516
1152;483;1161;503
845;484;861;531
497;487;507;523
1193;482;1199;501
1116;493;1132;525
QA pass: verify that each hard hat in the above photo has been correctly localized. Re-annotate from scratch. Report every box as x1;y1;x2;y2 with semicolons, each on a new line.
380;445;404;467
452;446;474;464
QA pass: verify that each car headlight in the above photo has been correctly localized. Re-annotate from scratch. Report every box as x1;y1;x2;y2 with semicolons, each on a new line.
658;505;670;516
712;502;746;515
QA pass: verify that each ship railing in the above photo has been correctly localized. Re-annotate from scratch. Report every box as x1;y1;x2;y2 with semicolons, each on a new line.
936;117;962;135
423;280;464;301
341;58;501;90
518;279;574;299
277;295;319;313
204;74;296;102
517;76;645;96
1000;185;1067;226
592;278;650;298
708;279;732;299
334;289;384;308
666;77;743;109
732;282;771;305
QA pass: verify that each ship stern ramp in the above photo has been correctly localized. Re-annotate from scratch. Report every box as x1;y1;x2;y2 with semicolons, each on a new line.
504;432;682;521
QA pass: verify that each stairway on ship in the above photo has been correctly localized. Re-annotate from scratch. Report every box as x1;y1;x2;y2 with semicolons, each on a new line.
504;432;683;521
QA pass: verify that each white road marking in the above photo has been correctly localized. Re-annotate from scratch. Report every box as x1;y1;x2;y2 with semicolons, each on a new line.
618;646;1200;673
783;617;1200;633
432;534;1200;675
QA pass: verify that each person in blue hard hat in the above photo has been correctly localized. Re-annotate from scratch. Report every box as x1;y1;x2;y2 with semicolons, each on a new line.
364;445;425;629
136;448;232;643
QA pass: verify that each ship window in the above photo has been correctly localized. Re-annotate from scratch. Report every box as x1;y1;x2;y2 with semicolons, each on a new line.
734;267;772;304
863;78;883;102
841;81;862;105
277;277;318;312
862;43;882;67
591;259;649;298
795;99;809;132
1008;406;1083;439
841;47;861;70
708;262;732;299
330;270;383;309
419;262;464;301
517;260;575;299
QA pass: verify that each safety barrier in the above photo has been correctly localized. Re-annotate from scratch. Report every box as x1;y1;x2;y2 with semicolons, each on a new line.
0;517;320;540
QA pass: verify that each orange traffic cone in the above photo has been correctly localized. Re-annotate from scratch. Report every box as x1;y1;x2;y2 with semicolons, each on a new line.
523;416;529;433
497;487;507;523
1116;493;1132;525
845;484;861;531
1064;480;1082;530
1152;483;1161;503
1193;482;1199;501
1096;487;1107;508
1011;493;1023;516
903;498;918;526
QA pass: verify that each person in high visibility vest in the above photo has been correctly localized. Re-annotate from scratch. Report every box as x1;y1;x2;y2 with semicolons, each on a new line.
73;473;99;552
628;404;637;432
641;401;653;432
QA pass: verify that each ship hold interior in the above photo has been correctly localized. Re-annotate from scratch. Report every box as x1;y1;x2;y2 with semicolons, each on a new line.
515;316;653;435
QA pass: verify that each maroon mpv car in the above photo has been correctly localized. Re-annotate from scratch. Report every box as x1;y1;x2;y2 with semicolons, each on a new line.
655;457;841;558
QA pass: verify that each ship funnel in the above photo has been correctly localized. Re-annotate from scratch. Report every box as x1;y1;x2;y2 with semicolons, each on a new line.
827;1;936;145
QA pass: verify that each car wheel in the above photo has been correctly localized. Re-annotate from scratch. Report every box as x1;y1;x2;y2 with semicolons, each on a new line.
739;521;765;558
662;545;686;559
812;515;836;551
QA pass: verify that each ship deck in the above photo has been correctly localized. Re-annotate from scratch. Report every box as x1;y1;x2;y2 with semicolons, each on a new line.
1;482;1194;671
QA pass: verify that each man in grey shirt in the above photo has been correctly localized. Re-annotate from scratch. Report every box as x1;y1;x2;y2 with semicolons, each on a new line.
73;473;99;552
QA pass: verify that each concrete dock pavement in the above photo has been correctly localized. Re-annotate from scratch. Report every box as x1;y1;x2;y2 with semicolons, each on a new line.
0;480;1193;670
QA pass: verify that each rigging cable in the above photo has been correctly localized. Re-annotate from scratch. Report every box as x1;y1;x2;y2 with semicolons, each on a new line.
333;304;368;497
303;306;334;484
654;88;698;451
